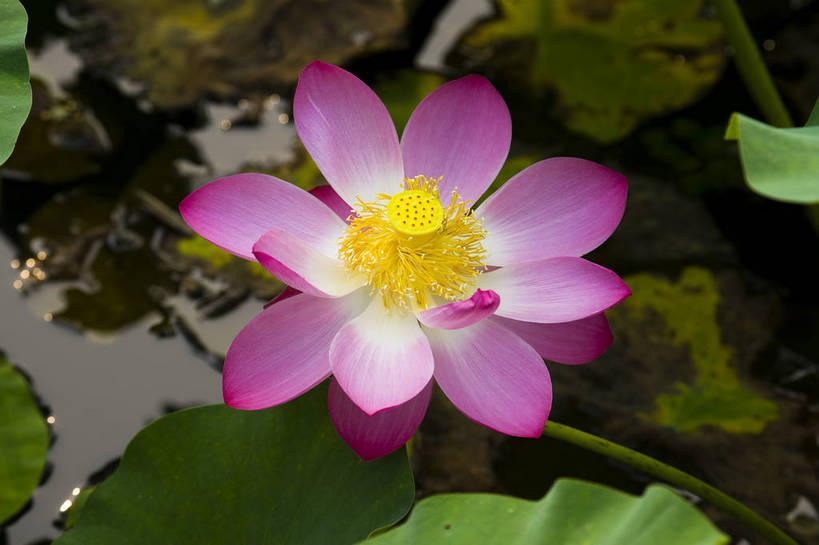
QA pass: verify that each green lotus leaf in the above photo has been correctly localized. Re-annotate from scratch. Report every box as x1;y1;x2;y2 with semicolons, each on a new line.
55;383;414;545
62;485;96;530
0;356;49;524
0;0;32;165
725;102;819;203
459;0;724;143
365;478;729;545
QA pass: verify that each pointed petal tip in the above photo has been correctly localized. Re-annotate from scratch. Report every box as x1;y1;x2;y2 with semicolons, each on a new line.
330;301;434;416
341;386;421;417
300;60;333;76
178;173;345;261
348;435;404;461
417;289;500;330
295;59;402;205
459;73;493;87
610;281;632;308
401;72;510;203
352;442;404;462
481;257;630;323
494;313;614;365
222;293;365;410
478;158;628;265
329;379;431;461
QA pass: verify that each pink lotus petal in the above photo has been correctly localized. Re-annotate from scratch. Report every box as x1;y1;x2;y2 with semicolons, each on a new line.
416;289;500;330
477;158;627;265
425;320;551;437
309;184;353;223
329;378;432;461
265;286;301;308
179;173;346;260
295;61;403;205
491;313;613;365
401;75;511;205
330;299;434;415
253;229;366;298
479;257;630;323
224;291;368;410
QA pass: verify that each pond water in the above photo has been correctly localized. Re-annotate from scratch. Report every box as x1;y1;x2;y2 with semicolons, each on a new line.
2;1;819;544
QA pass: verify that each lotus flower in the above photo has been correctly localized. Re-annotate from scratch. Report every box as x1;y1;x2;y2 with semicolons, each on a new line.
180;61;629;460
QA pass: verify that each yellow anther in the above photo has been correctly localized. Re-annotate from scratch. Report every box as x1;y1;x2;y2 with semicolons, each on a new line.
338;175;486;310
386;190;444;236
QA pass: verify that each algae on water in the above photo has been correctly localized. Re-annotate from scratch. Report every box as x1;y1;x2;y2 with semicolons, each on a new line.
622;267;778;433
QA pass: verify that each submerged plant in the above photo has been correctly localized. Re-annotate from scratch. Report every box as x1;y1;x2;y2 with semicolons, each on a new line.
180;61;630;460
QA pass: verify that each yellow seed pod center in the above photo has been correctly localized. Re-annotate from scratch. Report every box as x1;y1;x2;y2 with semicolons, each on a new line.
386;190;444;236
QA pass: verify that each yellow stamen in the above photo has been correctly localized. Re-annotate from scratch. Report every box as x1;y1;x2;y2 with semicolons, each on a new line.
338;175;487;310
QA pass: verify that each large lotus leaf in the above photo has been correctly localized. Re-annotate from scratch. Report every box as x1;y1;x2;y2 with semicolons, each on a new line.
365;479;729;545
0;0;32;164
0;356;49;524
460;0;723;143
54;383;414;545
725;101;819;204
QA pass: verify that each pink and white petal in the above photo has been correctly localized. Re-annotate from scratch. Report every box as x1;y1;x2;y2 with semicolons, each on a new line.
330;299;434;415
265;286;301;308
295;61;403;205
416;289;500;330
478;257;630;323
491;313;613;365
224;291;368;410
179;173;346;260
253;229;366;298
309;184;353;223
401;75;511;204
476;158;627;265
425;320;551;437
329;379;432;461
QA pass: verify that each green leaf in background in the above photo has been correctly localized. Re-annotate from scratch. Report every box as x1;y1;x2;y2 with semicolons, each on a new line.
806;100;819;127
62;485;96;530
461;0;724;143
725;101;819;203
0;356;49;524
0;0;32;165
365;479;729;545
55;383;415;545
374;69;445;134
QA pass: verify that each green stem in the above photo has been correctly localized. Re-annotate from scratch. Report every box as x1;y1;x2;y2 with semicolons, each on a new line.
542;421;799;545
712;0;793;127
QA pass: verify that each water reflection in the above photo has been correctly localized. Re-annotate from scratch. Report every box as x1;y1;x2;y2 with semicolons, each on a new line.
0;237;223;543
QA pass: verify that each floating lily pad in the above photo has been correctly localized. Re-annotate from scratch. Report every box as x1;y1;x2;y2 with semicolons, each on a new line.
725;101;819;203
3;79;107;183
62;485;96;530
56;246;178;332
54;383;415;545
0;355;49;524
623;268;778;433
0;0;31;165
456;0;724;143
73;0;414;108
365;478;728;545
